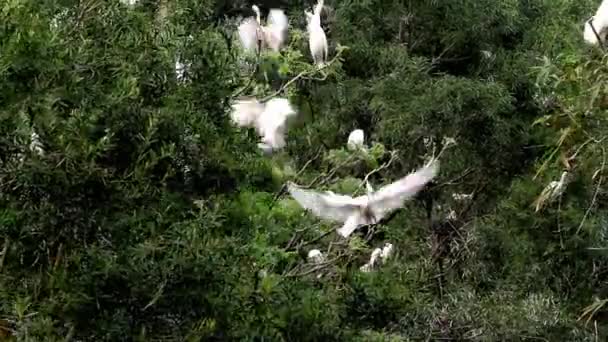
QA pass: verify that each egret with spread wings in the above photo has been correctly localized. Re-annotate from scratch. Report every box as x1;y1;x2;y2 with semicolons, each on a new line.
238;5;289;53
287;160;439;237
230;97;297;152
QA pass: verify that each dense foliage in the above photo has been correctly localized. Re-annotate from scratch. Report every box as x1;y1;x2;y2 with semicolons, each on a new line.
1;0;607;340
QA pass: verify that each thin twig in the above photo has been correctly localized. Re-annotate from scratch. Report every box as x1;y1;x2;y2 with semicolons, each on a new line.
285;254;346;277
261;50;343;102
269;147;324;209
353;151;398;194
0;239;9;271
436;168;474;188
576;145;606;235
299;229;334;249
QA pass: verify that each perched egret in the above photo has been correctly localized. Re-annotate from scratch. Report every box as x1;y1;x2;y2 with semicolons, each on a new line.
307;249;325;264
360;248;382;272
534;171;569;212
238;5;289;53
230;96;297;152
360;243;393;272
347;129;365;151
305;0;328;66
120;0;139;5
380;242;394;261
452;193;473;201
30;131;44;156
584;0;608;45
175;59;189;83
287;160;439;237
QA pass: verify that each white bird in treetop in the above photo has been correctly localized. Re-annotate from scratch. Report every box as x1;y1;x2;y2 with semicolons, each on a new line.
230;96;297;152
360;243;394;272
238;5;289;53
30;131;44;156
380;242;394;260
305;0;328;66
584;0;608;45
287;160;440;237
347;129;365;151
533;171;569;212
307;249;325;264
360;247;382;272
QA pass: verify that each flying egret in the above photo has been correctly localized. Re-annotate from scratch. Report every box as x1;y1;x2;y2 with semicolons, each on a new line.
305;0;328;66
584;0;608;45
533;171;569;212
287;160;440;237
347;129;365;151
230;96;297;152
238;5;289;53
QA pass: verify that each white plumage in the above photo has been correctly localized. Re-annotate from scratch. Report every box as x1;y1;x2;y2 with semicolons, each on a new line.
264;9;289;52
175;59;189;83
230;97;297;152
287;160;440;237
307;249;325;263
380;243;393;260
361;243;394;272
30;131;44;156
584;0;608;45
534;171;569;212
347;129;365;151
238;5;289;53
452;193;473;201
238;17;262;52
120;0;138;5
305;0;328;66
360;248;382;272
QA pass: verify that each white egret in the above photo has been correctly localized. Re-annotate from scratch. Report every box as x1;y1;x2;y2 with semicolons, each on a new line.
230;96;297;152
347;129;365;151
452;193;473;201
175;59;189;83
238;5;289;53
307;249;325;264
30;131;44;156
120;0;139;5
305;0;328;66
360;248;382;272
360;243;393;272
287;160;440;237
534;171;569;212
584;0;608;45
380;242;394;261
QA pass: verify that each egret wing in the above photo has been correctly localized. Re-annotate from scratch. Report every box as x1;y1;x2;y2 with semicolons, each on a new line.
368;160;439;218
287;182;359;222
231;98;263;127
266;9;288;50
238;17;261;51
267;9;288;32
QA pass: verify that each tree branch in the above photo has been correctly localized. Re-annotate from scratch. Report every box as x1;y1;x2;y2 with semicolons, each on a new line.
261;50;343;102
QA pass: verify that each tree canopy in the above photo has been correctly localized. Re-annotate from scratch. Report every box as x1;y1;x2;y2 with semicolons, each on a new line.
1;0;607;340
